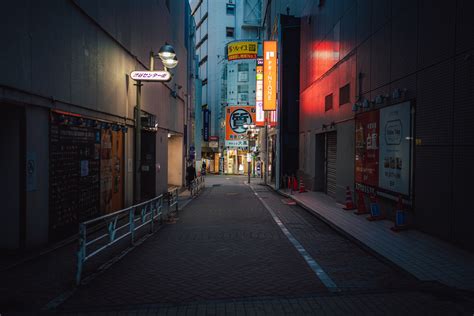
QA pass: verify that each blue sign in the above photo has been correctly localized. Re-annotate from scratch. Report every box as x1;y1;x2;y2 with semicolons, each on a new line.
203;109;210;141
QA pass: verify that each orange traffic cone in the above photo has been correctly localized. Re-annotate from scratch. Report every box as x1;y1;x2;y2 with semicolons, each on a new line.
343;186;356;210
391;195;410;232
292;176;298;192
354;191;369;215
288;176;293;194
367;193;385;221
299;178;307;193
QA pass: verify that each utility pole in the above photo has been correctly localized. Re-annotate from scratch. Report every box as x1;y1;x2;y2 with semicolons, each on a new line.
134;81;143;203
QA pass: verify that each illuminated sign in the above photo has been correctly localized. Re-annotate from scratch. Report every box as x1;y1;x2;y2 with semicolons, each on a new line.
225;106;256;147
130;70;171;82
227;41;258;61
255;58;264;126
263;41;277;111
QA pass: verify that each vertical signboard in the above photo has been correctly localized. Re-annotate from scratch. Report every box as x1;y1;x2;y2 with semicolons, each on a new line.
225;106;256;147
378;101;411;195
263;41;277;111
355;110;380;191
354;101;412;196
255;58;264;126
203;109;210;141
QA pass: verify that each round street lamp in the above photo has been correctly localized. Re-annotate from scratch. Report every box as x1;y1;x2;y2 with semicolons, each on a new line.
158;44;176;61
162;55;179;69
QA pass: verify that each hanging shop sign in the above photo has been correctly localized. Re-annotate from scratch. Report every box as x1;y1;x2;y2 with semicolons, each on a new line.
225;106;256;148
203;109;210;141
130;70;171;82
263;41;277;111
354;101;412;196
227;41;258;61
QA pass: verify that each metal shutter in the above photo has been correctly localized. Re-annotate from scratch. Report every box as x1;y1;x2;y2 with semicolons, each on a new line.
326;132;337;197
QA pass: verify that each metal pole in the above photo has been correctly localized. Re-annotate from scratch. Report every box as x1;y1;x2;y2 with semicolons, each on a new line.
247;132;251;184
264;112;268;184
135;81;143;203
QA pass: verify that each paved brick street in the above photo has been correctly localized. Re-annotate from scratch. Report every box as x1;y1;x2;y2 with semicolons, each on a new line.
2;175;474;315
55;175;473;315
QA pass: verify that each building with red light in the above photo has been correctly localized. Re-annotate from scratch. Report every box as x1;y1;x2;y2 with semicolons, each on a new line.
299;0;474;251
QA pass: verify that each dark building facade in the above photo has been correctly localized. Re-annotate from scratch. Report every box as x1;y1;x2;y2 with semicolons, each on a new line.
299;0;474;251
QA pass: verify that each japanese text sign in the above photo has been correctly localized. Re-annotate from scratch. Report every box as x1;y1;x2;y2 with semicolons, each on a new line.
263;41;277;111
227;41;258;61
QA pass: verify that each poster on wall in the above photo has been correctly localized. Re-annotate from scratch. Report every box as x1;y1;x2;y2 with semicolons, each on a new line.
355;110;380;190
225;106;256;148
378;101;411;195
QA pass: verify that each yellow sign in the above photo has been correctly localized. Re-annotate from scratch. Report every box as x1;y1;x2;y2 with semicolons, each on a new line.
263;41;277;111
227;41;258;61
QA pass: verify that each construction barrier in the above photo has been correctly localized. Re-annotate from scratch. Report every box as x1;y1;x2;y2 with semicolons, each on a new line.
342;186;356;210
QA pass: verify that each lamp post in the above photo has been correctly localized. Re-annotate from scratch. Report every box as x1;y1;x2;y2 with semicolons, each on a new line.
131;44;178;203
243;124;256;184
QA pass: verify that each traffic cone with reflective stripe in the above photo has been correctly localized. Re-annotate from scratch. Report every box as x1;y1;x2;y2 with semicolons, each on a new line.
367;193;385;221
299;177;307;193
292;176;298;192
288;176;293;195
343;186;356;210
354;191;369;215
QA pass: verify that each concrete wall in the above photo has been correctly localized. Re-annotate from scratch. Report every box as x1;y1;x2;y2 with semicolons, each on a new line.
299;0;474;251
25;107;49;247
0;107;21;249
0;0;189;248
168;135;184;187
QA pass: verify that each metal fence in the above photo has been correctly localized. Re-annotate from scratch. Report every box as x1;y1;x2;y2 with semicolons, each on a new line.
76;183;206;285
190;176;205;197
76;192;176;285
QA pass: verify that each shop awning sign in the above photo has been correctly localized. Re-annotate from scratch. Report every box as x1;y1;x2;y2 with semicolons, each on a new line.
130;70;171;82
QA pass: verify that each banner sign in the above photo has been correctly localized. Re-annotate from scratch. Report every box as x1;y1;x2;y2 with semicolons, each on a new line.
225;106;256;148
355;101;411;196
263;41;277;111
203;109;210;142
227;41;258;61
255;58;264;126
379;101;411;195
355;110;379;188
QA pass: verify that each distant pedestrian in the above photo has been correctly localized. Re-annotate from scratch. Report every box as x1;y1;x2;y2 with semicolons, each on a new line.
186;161;196;190
201;160;207;176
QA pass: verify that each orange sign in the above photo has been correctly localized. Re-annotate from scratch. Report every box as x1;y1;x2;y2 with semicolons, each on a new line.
225;106;256;147
263;41;277;111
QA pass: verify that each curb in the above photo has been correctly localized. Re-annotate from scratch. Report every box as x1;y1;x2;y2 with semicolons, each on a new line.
267;186;424;282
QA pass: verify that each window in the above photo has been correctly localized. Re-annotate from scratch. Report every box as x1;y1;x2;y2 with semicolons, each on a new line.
238;63;249;71
238;85;249;93
325;93;333;112
226;27;235;38
339;83;350;105
196;12;208;30
202;78;208;86
195;34;208;50
226;3;235;15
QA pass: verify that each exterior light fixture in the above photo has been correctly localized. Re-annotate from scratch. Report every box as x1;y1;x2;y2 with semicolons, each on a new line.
158;44;176;61
162;56;179;69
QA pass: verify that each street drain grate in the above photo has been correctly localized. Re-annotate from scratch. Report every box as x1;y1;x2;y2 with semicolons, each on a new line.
212;184;222;187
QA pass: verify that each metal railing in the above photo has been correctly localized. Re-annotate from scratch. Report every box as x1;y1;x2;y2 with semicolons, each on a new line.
190;176;205;197
76;193;177;285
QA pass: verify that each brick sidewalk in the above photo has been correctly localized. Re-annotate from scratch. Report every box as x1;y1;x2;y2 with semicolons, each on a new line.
273;185;474;291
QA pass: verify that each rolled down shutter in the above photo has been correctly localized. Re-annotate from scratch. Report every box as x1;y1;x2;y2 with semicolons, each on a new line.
326;132;337;197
